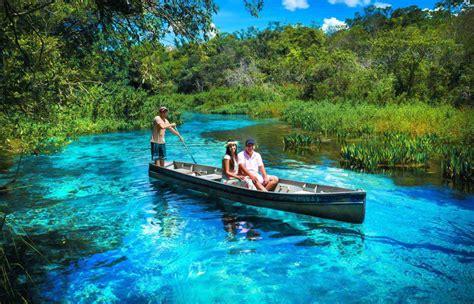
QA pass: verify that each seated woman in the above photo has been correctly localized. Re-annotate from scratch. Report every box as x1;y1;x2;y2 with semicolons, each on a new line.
221;140;256;190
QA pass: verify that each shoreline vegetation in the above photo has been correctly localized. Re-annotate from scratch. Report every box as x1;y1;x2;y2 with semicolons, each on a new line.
0;1;472;301
1;3;472;180
1;86;472;183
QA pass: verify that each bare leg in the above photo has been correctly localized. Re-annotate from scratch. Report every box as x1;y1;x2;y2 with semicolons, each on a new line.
253;181;268;192
154;159;159;166
265;176;279;191
159;159;165;167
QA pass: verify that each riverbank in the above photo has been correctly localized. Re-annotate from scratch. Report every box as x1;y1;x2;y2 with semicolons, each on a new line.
1;86;472;182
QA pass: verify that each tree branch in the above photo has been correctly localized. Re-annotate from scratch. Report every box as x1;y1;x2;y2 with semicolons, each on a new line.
10;0;54;18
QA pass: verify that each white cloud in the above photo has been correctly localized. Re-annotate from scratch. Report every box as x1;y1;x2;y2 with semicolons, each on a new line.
283;0;310;11
208;23;218;39
327;0;370;7
374;1;391;8
322;17;348;33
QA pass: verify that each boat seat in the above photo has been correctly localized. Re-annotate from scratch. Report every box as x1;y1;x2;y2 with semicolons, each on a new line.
275;184;304;193
293;190;313;194
174;168;195;176
276;185;290;193
303;186;318;193
198;173;222;181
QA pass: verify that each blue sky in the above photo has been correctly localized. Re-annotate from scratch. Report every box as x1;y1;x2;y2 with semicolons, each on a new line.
212;0;440;34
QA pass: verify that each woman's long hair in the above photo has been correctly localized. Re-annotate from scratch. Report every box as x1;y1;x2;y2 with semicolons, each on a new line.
225;140;238;171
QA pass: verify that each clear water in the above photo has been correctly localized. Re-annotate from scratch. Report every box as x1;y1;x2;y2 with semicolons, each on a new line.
2;113;473;303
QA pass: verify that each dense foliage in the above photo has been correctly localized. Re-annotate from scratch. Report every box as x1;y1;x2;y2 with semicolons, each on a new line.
1;1;472;182
0;1;472;160
0;0;260;152
0;1;472;300
1;1;472;146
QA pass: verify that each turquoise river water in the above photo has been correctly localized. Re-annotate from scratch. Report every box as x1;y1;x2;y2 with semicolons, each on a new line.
1;113;473;303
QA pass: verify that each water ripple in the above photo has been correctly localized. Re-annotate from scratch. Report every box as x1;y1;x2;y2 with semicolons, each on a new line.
2;113;472;303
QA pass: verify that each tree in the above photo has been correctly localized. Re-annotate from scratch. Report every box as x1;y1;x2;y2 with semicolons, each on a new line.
0;0;264;97
346;5;392;34
370;26;463;101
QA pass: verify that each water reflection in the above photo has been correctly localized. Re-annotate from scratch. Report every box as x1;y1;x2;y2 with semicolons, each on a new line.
148;183;183;238
221;213;262;241
149;179;365;255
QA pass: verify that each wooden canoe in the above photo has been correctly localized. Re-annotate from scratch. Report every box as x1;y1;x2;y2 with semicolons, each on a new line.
149;161;366;224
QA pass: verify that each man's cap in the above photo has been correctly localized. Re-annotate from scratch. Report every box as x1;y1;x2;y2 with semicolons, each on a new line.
245;138;256;145
159;106;168;113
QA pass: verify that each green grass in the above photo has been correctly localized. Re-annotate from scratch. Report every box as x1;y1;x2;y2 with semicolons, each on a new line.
282;101;473;142
281;101;472;181
340;134;473;182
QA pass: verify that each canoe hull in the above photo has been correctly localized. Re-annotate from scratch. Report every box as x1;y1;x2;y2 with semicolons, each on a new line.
149;163;366;224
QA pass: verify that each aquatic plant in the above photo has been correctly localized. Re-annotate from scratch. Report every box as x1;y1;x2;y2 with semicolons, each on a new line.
439;144;473;183
283;134;321;149
340;133;435;171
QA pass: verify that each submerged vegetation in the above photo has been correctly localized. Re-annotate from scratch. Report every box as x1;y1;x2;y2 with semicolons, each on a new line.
0;203;50;302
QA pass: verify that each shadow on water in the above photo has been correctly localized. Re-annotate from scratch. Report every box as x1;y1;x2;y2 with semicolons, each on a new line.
0;219;122;302
149;180;365;255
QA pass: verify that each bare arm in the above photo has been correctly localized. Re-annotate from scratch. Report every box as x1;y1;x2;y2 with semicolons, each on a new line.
257;153;269;185
159;121;176;129
238;163;251;176
259;165;268;180
223;159;242;179
169;127;183;141
239;164;258;182
259;165;270;186
239;163;267;191
155;117;176;130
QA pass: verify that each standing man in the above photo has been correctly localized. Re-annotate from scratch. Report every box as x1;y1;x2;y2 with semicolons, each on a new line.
238;138;279;192
151;106;183;166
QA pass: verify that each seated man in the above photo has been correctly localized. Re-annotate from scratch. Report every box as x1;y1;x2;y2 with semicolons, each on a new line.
238;138;279;192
